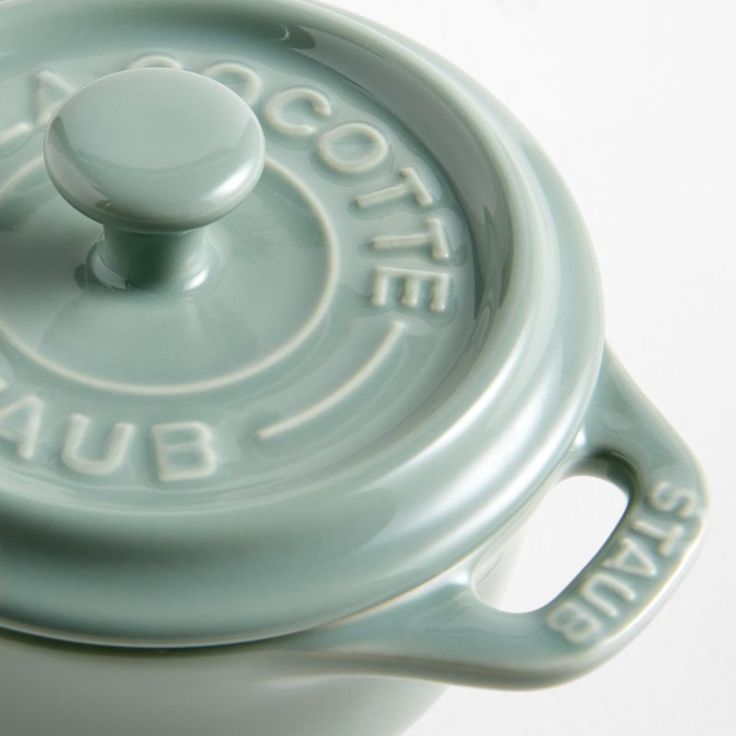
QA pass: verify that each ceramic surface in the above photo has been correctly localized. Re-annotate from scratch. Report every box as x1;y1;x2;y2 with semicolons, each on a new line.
0;0;607;648
0;548;527;736
0;0;707;734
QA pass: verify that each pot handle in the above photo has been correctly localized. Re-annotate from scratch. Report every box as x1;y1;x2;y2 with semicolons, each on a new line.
280;350;707;688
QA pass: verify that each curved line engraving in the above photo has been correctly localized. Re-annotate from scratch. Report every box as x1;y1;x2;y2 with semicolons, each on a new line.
0;158;340;396
258;321;405;440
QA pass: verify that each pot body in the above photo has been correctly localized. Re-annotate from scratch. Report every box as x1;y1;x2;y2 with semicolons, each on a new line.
0;643;443;736
0;2;707;732
0;547;518;736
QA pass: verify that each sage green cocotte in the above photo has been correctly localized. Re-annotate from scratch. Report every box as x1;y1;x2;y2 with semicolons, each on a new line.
0;1;706;734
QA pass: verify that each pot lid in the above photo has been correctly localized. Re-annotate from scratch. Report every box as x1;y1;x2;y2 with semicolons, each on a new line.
0;0;603;647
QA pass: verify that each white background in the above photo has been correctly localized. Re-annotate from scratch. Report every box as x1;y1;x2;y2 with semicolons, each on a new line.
326;1;735;734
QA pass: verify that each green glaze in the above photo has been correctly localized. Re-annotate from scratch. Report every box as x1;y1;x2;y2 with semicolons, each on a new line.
277;352;706;688
0;0;574;647
0;548;522;736
44;68;265;290
45;68;265;233
0;0;706;733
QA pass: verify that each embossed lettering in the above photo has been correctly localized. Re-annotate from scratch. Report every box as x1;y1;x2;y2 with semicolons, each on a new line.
0;122;33;153
151;422;218;483
648;482;701;520
203;62;262;106
546;601;602;644
62;414;136;476
632;518;687;558
356;167;434;209
372;267;451;313
580;572;637;618
602;535;657;577
265;86;333;137
0;395;44;460
371;218;451;262
128;54;183;70
318;122;390;174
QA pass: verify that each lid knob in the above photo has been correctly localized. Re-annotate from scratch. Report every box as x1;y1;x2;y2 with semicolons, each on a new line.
44;68;265;291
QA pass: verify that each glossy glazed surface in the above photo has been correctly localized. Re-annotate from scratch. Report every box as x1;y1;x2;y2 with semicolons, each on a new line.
278;354;706;689
0;534;525;736
45;68;265;234
44;68;266;292
0;2;705;715
0;629;443;736
0;0;603;645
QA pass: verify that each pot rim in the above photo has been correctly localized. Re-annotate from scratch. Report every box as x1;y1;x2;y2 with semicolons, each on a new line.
0;0;604;647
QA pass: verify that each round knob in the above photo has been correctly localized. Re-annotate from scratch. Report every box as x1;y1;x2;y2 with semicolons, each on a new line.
44;68;265;290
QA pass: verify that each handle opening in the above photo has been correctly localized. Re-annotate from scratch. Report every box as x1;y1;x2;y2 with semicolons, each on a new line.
493;476;627;613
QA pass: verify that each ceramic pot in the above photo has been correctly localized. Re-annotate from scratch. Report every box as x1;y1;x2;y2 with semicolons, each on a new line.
0;547;522;736
0;1;706;734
